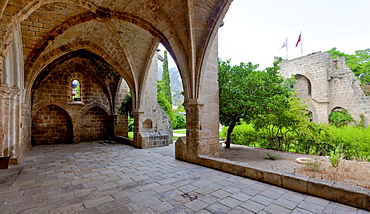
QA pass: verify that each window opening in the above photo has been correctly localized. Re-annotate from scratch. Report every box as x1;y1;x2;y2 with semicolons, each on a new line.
72;79;81;101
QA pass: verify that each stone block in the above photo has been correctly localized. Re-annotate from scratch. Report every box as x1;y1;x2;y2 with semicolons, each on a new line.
281;172;309;193
207;158;221;170
331;182;370;210
233;164;246;177
175;137;186;161
200;156;213;168
262;169;282;187
221;160;234;174
244;166;263;180
307;178;334;200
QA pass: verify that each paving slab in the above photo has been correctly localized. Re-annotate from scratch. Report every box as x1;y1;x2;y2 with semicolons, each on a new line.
0;142;369;214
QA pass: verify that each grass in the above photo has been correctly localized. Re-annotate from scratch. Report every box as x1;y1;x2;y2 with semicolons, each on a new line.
128;132;134;139
173;129;186;134
264;152;282;160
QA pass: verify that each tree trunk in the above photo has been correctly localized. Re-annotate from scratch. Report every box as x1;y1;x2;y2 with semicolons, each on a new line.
225;119;236;148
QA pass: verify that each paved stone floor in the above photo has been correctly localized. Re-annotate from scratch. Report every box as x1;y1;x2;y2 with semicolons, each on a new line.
0;142;369;214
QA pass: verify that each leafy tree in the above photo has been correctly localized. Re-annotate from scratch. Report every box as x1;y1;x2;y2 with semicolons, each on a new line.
328;109;354;127
218;58;293;148
161;50;172;105
253;96;307;151
173;113;186;129
327;48;370;84
118;92;133;118
118;92;134;135
157;79;176;127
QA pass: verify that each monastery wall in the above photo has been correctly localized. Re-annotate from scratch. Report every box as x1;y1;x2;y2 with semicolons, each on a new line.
279;52;370;125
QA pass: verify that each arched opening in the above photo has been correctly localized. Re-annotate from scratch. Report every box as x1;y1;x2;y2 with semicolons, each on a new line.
72;79;81;101
294;74;312;97
32;105;73;145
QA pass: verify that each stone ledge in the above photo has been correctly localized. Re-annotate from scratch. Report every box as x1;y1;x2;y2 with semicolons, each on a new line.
197;155;370;211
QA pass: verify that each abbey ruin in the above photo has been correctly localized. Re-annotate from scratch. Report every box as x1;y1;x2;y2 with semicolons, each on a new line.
0;1;231;164
278;52;370;125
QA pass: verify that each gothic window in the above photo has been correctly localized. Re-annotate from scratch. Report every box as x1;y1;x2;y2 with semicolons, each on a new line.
72;79;81;101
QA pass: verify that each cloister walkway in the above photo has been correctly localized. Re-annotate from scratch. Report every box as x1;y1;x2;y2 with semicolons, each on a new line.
0;142;368;213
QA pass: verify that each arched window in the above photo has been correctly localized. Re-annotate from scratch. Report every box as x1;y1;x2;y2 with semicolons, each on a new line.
72;79;81;101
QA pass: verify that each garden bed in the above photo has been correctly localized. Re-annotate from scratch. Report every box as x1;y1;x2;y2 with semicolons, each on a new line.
220;144;370;189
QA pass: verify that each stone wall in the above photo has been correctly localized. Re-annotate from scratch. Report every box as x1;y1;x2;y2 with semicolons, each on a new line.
32;105;73;145
278;52;370;125
134;51;173;148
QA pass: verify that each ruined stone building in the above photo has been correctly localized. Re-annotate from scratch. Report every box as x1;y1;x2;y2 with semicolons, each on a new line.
279;52;370;125
0;1;232;165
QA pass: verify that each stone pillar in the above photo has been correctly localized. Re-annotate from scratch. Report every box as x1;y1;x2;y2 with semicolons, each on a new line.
176;33;220;163
8;87;20;164
181;99;205;163
20;103;31;161
132;110;144;148
114;114;128;137
0;0;9;20
0;87;7;157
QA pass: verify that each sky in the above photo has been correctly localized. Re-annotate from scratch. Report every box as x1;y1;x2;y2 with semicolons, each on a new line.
160;0;370;70
218;0;370;69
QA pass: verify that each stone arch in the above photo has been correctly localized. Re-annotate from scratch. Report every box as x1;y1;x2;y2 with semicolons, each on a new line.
32;104;73;145
294;74;312;97
24;43;135;105
32;99;72;117
331;106;346;113
80;102;110;115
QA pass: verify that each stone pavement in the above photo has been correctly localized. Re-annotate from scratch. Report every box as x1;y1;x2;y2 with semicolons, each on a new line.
0;142;369;214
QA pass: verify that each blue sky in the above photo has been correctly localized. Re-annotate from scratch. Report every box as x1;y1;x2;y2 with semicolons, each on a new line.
218;0;370;69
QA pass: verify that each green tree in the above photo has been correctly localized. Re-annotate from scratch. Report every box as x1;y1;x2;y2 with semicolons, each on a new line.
253;96;307;151
118;92;133;118
157;80;176;127
161;50;172;105
327;48;370;83
218;58;292;148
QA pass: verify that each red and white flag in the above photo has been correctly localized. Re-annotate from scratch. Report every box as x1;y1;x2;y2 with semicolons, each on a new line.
295;32;301;47
279;39;287;51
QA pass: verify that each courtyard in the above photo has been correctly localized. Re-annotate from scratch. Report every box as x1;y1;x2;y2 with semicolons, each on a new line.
0;142;368;214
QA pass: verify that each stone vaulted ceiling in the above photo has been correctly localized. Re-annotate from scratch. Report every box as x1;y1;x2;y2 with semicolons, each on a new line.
0;0;232;108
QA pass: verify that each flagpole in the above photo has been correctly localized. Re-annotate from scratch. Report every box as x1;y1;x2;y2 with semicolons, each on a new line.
300;31;303;56
286;37;288;60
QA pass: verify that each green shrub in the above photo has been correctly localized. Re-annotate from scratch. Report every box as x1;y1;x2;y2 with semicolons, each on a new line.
331;126;370;161
128;117;134;132
173;113;186;129
220;123;259;147
329;110;354;127
222;121;370;161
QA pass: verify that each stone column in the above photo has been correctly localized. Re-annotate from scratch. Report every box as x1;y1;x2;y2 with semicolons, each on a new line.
114;114;128;137
8;87;20;164
0;87;7;157
182;99;204;163
176;33;220;163
132;110;144;148
0;0;9;20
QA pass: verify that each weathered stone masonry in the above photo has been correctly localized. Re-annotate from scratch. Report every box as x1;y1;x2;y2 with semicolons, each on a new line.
0;1;232;164
279;52;370;125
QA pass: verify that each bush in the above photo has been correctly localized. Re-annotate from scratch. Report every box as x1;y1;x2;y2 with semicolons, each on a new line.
221;121;370;161
173;113;186;129
329;110;353;127
221;123;260;147
128;117;134;132
331;126;370;161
